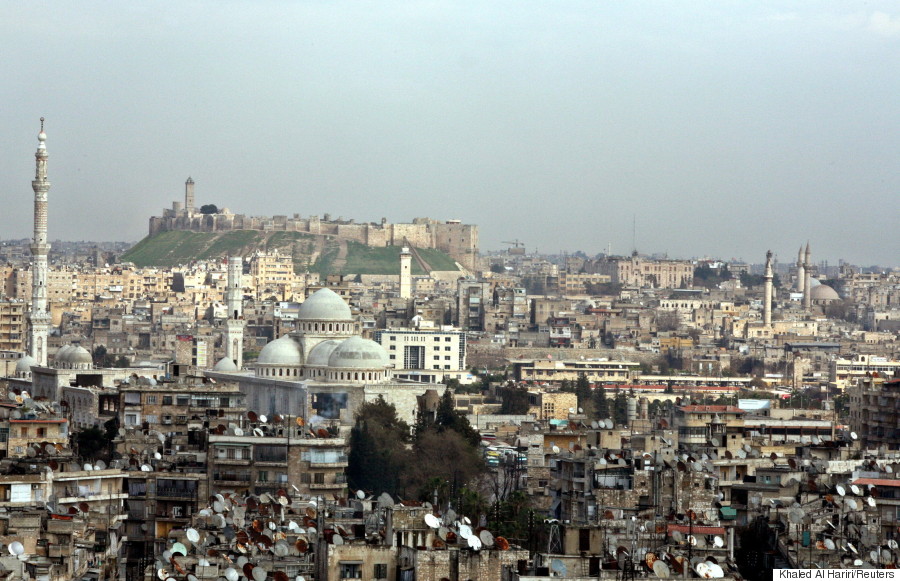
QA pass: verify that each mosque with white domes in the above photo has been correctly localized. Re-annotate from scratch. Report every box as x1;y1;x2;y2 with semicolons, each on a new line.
206;285;436;430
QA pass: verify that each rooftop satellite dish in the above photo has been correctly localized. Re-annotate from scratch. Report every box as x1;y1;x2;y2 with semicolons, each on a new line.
737;450;747;459
710;437;720;447
846;499;858;511
254;428;264;437
356;489;366;500
153;452;162;460
824;539;836;551
851;431;858;440
458;524;473;539
653;559;671;578
171;542;187;556
605;419;614;429
867;496;877;508
94;459;107;470
672;530;684;543
836;485;846;497
713;536;724;548
479;530;494;548
331;534;344;546
234;427;244;436
224;569;239;581
467;535;482;550
551;445;560;454
707;563;725;578
8;542;24;556
695;562;711;578
140;464;151;472
550;559;568;576
259;414;268;424
789;508;804;524
591;420;599;429
850;484;861;496
424;514;441;529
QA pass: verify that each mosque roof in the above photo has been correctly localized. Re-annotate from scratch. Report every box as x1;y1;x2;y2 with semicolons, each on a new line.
327;337;389;370
810;284;840;301
297;288;352;322
307;340;342;367
257;335;301;366
15;355;37;373
213;357;239;372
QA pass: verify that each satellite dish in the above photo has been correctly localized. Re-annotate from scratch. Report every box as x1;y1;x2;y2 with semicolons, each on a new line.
851;431;858;440
248;411;258;422
356;489;366;500
850;484;861;496
710;437;720;447
234;427;244;436
695;562;711;578
550;559;568;576
259;414;268;424
467;535;482;550
551;445;560;454
605;419;614;429
224;569;239;581
825;539;836;551
186;528;200;543
846;499;858;511
153;452;162;460
836;485;846;497
140;464;152;472
867;497;877;508
424;514;441;529
8;542;24;556
653;560;671;578
458;524;473;539
171;542;187;556
713;536;724;548
591;420;599;429
479;530;494;548
672;530;684;543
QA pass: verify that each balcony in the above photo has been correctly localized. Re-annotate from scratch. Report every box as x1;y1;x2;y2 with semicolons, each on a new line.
213;473;252;485
157;486;198;499
215;458;252;466
308;454;348;468
309;481;347;490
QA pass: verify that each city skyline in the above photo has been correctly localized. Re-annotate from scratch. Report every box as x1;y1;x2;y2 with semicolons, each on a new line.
2;2;899;266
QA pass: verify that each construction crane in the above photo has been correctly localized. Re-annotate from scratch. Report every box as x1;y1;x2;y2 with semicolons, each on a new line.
501;240;526;255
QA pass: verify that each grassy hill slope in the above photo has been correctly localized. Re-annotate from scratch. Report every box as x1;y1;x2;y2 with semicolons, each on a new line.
122;230;461;275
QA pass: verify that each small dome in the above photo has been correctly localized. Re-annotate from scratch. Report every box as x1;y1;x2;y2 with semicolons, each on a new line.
327;337;389;370
55;345;74;364
257;335;301;366
15;355;37;373
811;284;840;301
298;288;352;322
307;340;341;367
214;357;239;372
69;346;93;366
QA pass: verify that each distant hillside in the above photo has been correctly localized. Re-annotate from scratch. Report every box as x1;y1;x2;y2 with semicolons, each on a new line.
121;230;460;275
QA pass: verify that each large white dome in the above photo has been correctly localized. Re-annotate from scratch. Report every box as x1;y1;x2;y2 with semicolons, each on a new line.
213;357;239;372
257;335;301;366
327;337;389;370
69;346;93;366
15;355;37;374
307;339;341;367
297;288;352;322
55;345;74;364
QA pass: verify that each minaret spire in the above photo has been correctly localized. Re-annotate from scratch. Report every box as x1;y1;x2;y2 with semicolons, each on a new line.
29;118;52;366
223;256;245;369
763;250;773;326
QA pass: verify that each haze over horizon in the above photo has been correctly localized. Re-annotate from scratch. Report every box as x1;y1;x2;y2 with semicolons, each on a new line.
2;2;898;267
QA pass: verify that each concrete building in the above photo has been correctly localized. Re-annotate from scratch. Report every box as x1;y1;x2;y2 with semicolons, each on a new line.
373;327;468;383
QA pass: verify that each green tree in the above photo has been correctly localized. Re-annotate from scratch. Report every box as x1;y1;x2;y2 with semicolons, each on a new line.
499;383;530;415
431;389;481;447
593;385;610;419
74;426;111;461
575;373;593;417
199;204;218;214
612;387;628;427
347;397;411;496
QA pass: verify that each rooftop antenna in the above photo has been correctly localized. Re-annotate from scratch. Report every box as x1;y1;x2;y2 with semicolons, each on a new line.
632;214;637;255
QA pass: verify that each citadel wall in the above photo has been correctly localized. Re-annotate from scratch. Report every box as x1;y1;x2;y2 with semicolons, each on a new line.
150;199;478;269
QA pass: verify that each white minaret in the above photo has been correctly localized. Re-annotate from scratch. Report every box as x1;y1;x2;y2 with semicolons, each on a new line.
796;245;805;294
763;250;773;326
185;177;195;215
224;256;245;368
28;118;52;366
803;242;812;309
399;246;412;299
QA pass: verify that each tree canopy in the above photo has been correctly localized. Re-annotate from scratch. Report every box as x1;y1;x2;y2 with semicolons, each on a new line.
199;204;219;214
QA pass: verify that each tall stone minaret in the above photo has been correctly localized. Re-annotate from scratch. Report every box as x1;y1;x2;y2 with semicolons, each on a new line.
796;246;805;295
399;246;412;299
763;250;773;326
185;177;195;215
28;118;52;366
224;256;245;368
803;242;812;309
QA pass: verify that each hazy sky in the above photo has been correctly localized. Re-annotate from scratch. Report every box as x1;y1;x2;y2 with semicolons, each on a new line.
2;2;898;266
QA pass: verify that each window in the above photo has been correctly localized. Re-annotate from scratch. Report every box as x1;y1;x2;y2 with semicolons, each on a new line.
176;396;189;406
445;346;451;351
19;428;28;437
300;473;311;484
162;396;173;405
314;473;325;484
444;356;451;360
339;563;361;579
258;471;268;482
177;415;188;423
146;395;157;404
125;414;138;426
374;564;388;579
